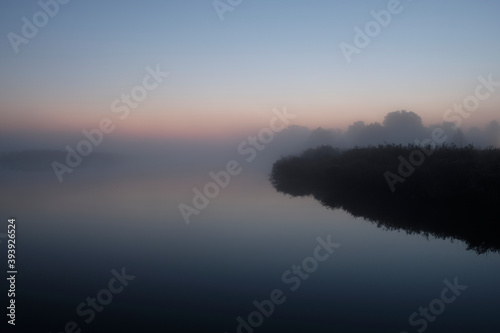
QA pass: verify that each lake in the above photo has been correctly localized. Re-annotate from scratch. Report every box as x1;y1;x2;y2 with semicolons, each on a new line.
1;160;499;333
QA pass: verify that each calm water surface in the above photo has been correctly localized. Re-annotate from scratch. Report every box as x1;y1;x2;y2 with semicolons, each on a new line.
1;164;499;332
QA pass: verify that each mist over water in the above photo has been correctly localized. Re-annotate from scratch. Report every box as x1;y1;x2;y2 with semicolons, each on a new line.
1;110;500;332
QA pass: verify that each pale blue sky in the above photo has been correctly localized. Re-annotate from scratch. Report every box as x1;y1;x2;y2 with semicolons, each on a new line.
1;0;499;138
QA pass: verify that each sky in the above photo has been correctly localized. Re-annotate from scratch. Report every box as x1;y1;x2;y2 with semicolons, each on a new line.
1;0;499;144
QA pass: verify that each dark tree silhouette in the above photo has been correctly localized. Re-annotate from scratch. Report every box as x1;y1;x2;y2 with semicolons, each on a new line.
270;144;500;254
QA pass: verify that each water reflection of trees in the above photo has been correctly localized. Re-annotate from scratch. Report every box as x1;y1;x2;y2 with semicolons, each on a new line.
270;145;500;254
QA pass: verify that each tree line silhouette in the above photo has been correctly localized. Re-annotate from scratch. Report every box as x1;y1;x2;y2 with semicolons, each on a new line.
270;144;500;254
